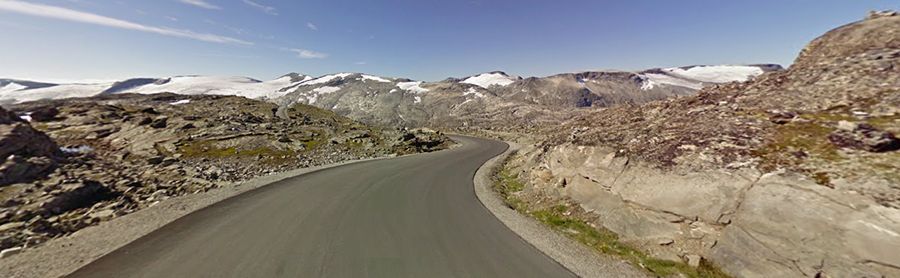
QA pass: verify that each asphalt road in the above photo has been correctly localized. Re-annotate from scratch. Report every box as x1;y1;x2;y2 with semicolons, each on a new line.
67;136;576;278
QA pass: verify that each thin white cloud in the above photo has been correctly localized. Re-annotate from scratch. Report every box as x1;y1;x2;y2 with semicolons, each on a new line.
306;22;318;31
178;0;220;10
0;0;251;45
242;0;277;15
286;48;328;59
355;61;367;65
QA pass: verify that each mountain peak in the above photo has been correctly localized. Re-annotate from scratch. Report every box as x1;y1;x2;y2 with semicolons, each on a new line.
279;72;312;83
460;71;519;88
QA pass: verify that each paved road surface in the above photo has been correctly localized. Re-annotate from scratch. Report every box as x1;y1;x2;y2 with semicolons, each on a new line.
68;136;576;278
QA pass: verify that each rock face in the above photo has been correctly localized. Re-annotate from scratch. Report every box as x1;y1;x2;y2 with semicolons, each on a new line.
0;106;60;186
506;12;900;278
0;93;451;254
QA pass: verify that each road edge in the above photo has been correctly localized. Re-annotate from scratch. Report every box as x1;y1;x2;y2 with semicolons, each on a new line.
0;151;435;278
472;140;647;278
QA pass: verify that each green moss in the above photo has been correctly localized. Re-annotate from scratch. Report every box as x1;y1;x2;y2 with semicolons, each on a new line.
178;140;296;165
754;117;842;173
302;140;322;150
494;162;731;278
286;103;349;123
753;110;900;186
30;122;51;131
812;172;832;187
867;114;900;132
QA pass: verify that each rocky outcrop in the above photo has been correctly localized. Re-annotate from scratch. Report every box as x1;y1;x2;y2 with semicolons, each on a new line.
506;12;900;277
0;107;60;186
510;143;900;277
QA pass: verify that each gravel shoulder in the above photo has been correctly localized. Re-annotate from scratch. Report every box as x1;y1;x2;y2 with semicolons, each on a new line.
472;140;646;278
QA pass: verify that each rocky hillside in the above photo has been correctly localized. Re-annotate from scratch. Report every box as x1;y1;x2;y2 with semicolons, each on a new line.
0;93;449;254
503;12;900;277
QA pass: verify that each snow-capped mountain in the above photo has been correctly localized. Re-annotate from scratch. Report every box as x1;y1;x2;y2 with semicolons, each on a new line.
1;64;781;127
0;74;314;104
460;72;521;88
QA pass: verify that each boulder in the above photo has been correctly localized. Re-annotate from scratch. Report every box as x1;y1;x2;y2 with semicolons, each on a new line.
38;180;112;215
0;246;23;259
149;117;168;129
28;107;59;122
828;122;900;152
0;107;60;186
685;254;702;268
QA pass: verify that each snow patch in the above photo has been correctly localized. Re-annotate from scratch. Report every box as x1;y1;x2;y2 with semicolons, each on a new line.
640;65;765;91
312;86;341;94
0;83;113;103
123;76;297;99
360;75;390;83
414;96;422;103
397;82;429;94
463;87;484;98
305;86;341;104
0;82;27;94
18;112;32;122
640;73;704;90
303;73;353;85
169;99;191;105
462;73;516;88
60;145;94;154
664;65;764;83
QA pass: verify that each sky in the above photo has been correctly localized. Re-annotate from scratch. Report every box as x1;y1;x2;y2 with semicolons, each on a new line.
0;0;896;82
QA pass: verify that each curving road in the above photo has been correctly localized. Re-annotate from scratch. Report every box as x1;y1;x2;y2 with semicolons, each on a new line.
67;136;576;278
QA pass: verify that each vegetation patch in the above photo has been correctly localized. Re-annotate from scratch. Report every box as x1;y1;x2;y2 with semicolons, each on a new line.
753;111;900;186
178;139;297;165
754;117;842;172
494;160;730;278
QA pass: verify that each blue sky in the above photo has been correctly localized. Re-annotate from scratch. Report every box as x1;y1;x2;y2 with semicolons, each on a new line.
0;0;895;82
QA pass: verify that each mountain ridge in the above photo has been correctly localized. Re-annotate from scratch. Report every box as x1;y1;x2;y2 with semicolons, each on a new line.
1;64;781;129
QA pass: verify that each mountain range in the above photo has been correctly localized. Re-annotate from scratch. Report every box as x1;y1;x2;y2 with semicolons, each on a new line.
1;64;781;128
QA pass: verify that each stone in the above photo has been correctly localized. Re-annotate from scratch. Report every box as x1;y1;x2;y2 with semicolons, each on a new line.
868;10;898;19
0;116;60;186
147;156;165;165
0;246;23;259
829;123;900;152
837;120;858;131
29;107;59;122
149;117;168;129
710;173;899;277
137;117;153;126
0;222;25;233
39;180;112;215
685;254;702;268
89;209;116;220
768;110;797;124
657;238;675;245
